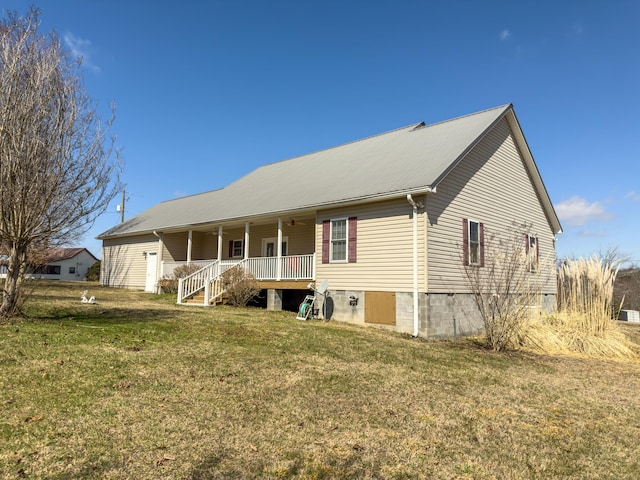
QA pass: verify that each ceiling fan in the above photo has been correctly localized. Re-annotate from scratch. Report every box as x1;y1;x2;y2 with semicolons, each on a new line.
287;218;306;227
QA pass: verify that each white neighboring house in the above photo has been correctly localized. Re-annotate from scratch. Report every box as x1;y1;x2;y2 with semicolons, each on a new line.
0;248;98;281
35;248;98;281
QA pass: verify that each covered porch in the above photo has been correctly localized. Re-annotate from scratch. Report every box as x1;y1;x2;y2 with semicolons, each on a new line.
162;255;315;282
154;215;316;305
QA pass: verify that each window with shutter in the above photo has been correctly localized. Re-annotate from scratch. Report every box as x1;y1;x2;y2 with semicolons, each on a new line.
322;220;330;263
322;217;357;263
464;218;484;266
330;218;347;262
348;217;357;263
231;239;243;258
527;234;539;272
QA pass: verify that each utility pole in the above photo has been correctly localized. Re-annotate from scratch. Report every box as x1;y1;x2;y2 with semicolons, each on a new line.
117;189;125;223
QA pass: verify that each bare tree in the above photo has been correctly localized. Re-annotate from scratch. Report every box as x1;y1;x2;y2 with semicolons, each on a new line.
463;224;553;351
0;8;121;317
597;246;631;269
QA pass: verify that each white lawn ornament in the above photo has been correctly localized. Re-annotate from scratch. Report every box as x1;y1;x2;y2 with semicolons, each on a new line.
81;291;97;304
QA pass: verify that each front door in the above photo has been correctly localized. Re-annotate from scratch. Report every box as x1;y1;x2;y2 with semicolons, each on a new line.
145;252;157;292
262;237;288;257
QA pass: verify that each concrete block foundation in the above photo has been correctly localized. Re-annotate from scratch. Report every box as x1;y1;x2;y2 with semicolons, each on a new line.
317;288;557;339
266;288;283;311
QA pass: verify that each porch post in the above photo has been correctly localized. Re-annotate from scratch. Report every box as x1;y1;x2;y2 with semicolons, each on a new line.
217;226;223;262
244;223;250;260
156;232;164;294
276;218;282;281
187;230;193;264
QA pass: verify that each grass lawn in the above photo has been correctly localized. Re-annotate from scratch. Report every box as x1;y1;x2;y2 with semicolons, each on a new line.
1;282;640;479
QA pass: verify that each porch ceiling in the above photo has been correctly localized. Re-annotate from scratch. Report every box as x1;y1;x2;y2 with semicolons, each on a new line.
162;213;317;234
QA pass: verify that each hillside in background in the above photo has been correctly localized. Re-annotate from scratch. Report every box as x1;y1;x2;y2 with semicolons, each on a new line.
615;268;640;313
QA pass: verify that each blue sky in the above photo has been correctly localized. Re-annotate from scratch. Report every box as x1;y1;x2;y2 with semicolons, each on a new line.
3;1;640;265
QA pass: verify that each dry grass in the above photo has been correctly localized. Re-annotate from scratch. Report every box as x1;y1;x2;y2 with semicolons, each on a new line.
556;256;619;334
521;314;639;360
1;282;640;479
521;257;639;361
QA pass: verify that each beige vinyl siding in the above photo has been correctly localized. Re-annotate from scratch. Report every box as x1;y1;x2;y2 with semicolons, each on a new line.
427;118;557;293
216;220;315;259
162;232;188;261
194;231;218;260
101;234;158;288
315;198;425;292
281;220;315;255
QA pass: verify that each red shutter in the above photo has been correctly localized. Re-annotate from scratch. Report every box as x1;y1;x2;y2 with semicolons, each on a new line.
322;220;330;263
525;234;530;254
462;218;469;266
348;217;357;263
536;236;539;264
228;240;233;258
479;222;485;267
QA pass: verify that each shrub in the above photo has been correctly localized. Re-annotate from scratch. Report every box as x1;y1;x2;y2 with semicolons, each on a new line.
86;261;101;281
463;225;552;351
159;263;203;294
220;266;260;307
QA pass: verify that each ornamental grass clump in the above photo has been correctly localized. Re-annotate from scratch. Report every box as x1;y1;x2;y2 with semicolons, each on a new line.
521;256;638;360
557;256;618;334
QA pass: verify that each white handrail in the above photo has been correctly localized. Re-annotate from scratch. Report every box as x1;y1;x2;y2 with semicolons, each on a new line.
178;260;220;303
178;254;315;304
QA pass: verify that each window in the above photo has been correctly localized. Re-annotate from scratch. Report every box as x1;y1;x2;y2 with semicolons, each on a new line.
463;218;484;266
527;235;539;272
330;218;347;262
232;239;244;258
43;265;61;275
469;221;480;265
69;266;76;274
322;217;357;264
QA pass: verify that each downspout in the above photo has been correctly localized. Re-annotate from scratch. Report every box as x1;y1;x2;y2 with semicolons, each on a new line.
406;195;423;338
153;230;163;295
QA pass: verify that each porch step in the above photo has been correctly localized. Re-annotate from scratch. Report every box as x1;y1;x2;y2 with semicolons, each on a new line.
184;292;206;304
183;292;228;306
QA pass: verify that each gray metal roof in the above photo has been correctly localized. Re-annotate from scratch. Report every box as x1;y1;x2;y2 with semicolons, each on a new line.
98;104;561;239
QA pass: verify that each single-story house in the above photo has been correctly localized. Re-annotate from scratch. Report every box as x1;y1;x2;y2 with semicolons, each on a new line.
0;248;98;281
34;248;98;281
98;104;562;337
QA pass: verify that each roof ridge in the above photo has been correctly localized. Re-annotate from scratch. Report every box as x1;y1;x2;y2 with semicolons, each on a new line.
236;105;512;173
420;103;512;130
248;121;425;171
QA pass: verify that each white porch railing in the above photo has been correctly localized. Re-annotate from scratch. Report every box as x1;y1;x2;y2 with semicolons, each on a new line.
176;254;315;305
162;260;214;278
241;254;315;281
